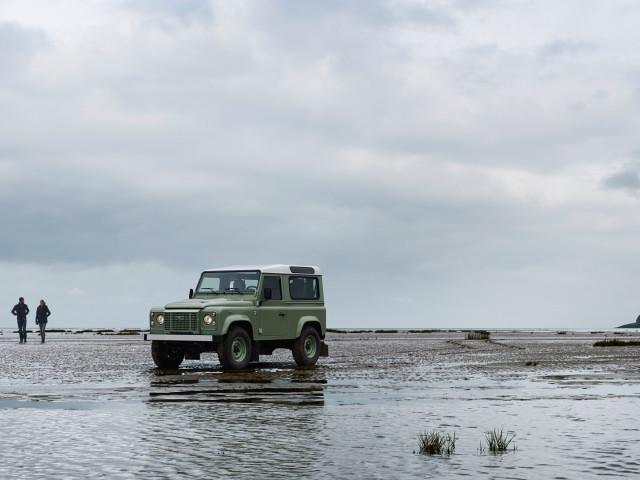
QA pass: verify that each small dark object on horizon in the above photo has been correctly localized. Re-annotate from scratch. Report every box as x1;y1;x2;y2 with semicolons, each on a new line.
466;330;490;340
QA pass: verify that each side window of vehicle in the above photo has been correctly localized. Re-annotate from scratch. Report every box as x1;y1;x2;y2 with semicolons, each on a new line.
262;276;282;300
289;276;320;300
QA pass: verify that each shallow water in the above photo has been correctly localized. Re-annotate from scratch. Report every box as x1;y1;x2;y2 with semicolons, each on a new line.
1;329;639;479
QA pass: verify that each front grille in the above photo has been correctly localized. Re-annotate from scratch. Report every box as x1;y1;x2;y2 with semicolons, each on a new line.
166;311;198;332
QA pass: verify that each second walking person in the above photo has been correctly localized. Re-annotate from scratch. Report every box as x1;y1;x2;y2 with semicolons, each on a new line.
35;300;51;343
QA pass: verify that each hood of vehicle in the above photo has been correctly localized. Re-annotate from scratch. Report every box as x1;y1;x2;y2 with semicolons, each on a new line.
164;297;253;309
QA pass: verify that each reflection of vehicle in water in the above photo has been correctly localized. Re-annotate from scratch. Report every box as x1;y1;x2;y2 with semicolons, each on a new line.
144;265;328;369
148;366;327;406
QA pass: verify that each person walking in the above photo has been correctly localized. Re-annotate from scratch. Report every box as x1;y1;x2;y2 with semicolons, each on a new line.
35;300;51;343
11;297;30;343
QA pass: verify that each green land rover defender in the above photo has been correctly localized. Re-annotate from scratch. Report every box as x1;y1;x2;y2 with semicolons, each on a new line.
144;265;328;369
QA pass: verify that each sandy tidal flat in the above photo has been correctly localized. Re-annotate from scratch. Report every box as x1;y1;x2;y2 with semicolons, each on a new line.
0;329;639;479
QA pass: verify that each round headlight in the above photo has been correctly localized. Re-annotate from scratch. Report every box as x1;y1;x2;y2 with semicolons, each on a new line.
203;314;215;325
157;314;165;325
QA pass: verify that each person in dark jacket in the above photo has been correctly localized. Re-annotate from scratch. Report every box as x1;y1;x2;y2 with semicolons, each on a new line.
35;299;51;343
11;297;30;343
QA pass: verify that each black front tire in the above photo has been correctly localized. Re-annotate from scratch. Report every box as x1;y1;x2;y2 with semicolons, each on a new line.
217;327;252;369
292;325;321;366
151;341;185;369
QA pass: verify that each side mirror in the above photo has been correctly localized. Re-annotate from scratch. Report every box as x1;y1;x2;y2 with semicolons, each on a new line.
189;288;194;299
263;287;272;301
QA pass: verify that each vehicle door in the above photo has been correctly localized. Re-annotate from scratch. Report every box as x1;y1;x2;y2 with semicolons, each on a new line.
259;275;286;337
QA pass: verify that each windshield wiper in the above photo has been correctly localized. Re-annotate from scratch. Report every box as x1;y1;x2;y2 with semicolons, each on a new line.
198;288;223;294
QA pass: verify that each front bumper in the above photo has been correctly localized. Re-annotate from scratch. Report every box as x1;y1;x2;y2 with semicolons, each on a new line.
144;334;224;342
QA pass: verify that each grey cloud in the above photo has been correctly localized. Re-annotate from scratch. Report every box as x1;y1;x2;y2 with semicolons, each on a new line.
453;0;506;11
396;5;456;28
592;88;609;100
0;139;571;288
273;0;455;28
275;0;394;26
120;0;213;26
538;39;597;59
258;0;455;69
602;162;640;192
14;3;592;175
0;21;49;72
464;44;500;56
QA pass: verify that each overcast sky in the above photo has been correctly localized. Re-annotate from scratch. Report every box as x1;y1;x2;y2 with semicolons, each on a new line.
2;0;639;330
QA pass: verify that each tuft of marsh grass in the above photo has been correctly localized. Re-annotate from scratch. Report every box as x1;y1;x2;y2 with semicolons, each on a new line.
466;330;490;340
484;428;516;453
593;339;640;347
417;430;456;456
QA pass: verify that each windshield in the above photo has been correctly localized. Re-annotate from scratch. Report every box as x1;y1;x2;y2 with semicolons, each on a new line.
196;270;260;294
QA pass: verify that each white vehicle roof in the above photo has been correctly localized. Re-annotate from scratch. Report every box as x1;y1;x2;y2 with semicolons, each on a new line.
203;264;322;275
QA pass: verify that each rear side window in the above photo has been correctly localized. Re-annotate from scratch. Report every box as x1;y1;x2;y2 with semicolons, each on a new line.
289;276;320;300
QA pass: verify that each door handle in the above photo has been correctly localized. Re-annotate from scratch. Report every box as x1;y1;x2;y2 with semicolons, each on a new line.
278;313;286;317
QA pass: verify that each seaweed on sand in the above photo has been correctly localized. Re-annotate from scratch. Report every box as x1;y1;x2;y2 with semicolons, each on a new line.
593;339;640;347
100;329;143;335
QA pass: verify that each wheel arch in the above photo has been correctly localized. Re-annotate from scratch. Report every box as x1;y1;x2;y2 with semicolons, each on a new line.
221;315;255;339
295;316;322;338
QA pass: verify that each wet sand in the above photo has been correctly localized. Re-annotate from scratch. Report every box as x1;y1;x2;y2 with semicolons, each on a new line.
1;329;639;479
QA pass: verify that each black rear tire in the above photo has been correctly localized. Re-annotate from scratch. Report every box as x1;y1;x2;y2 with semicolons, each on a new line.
217;327;252;369
292;325;321;366
151;341;185;369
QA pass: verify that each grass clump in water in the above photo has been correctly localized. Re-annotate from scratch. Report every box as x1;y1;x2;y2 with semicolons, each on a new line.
593;339;640;347
466;330;490;340
417;430;456;456
484;428;516;453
